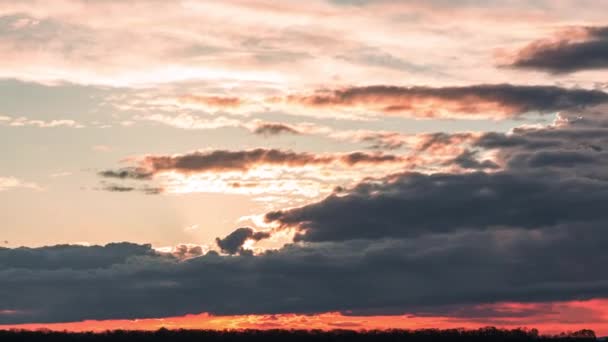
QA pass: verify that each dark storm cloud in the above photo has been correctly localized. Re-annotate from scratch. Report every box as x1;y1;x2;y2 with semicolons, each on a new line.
215;227;271;255
285;84;608;118
508;26;608;74
252;122;301;136
1;223;608;324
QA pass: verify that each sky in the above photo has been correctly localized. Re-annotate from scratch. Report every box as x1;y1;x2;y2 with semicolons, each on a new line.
1;0;608;335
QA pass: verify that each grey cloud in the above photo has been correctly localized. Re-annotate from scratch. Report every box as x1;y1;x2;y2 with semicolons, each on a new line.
166;244;206;260
100;183;163;195
98;168;153;180
6;106;608;323
215;227;271;255
266;109;608;243
447;149;499;170
506;151;602;169
339;152;403;165
0;243;155;270
358;132;408;150
252;123;301;136
416;132;475;151
287;84;608;118
1;224;607;324
265;170;608;242
102;184;136;192
508;26;608;74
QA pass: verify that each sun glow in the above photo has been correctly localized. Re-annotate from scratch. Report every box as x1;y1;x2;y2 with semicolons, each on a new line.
3;300;608;335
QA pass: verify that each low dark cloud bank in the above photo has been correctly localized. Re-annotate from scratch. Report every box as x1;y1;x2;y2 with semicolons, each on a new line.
1;223;607;324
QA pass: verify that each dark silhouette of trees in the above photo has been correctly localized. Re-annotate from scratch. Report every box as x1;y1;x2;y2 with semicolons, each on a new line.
0;327;598;342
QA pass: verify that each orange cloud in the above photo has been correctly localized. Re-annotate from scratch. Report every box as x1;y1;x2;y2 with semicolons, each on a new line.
101;149;410;179
278;85;608;119
179;95;243;108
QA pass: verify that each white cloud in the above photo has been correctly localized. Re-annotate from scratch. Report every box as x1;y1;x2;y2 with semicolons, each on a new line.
92;145;112;152
0;176;41;192
0;115;83;128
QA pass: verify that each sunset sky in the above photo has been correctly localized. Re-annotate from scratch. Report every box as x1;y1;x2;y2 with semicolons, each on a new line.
2;0;608;335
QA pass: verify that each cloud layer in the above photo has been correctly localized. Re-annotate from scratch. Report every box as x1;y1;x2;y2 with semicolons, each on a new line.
281;84;608;119
1;225;607;324
4;106;608;325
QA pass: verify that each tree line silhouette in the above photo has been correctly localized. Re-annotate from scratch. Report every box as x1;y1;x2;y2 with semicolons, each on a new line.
0;327;599;342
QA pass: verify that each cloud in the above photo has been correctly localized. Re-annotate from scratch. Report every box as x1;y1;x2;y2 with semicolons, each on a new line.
215;227;271;255
155;243;208;260
98;168;154;180
266;170;608;242
97;148;415;199
507;26;608;74
142;149;333;173
0;242;155;270
92;145;112;152
339;151;404;165
178;95;243;108
100;183;163;195
6;107;608;323
102;184;135;192
135;113;242;130
0;176;40;192
252;122;302;136
0;115;83;128
328;130;411;150
101;149;409;179
336;47;427;73
446;149;499;170
281;84;608;119
1;226;608;324
266;107;608;242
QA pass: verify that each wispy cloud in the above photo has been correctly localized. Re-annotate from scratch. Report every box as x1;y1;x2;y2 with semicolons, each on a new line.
0;115;83;128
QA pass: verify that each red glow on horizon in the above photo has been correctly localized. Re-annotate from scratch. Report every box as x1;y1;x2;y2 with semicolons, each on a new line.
2;299;608;335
